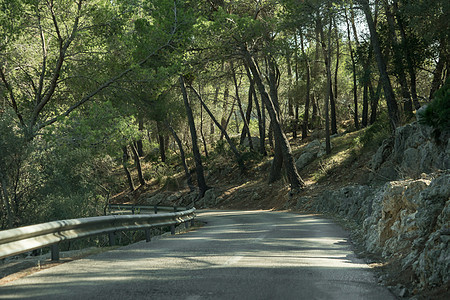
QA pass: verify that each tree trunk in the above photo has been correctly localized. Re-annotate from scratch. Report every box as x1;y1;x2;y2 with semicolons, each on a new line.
0;173;14;229
188;85;245;172
369;79;382;124
300;30;310;140
362;80;369;127
199;94;209;158
393;0;420;110
136;117;144;157
317;15;332;154
345;7;359;129
231;62;253;150
166;123;195;192
385;3;413;115
130;142;145;186
244;51;304;190
180;76;209;198
333;17;340;134
220;87;230;140
122;146;134;192
286;46;296;139
267;56;283;182
245;65;266;155
156;121;166;163
359;0;399;130
429;41;446;99
240;81;253;146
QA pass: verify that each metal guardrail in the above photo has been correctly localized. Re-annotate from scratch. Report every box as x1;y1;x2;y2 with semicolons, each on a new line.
0;207;196;261
108;204;188;215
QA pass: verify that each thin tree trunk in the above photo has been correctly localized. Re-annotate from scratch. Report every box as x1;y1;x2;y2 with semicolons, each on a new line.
300;30;311;140
317;15;332;154
267;56;283;182
231;62;253;150
156;121;166;163
245;65;266;155
0;174;14;229
188;85;245;172
240;81;253;147
136;117;144;157
359;0;400;130
166;123;195;192
385;3;413;115
244;51;304;190
130;142;145;186
220;87;230;140
122;146;134;192
199;91;209;158
180;76;209;198
429;41;446;99
369;79;382;124
362;80;369;127
345;7;359;129
286;47;296;138
333;17;340;134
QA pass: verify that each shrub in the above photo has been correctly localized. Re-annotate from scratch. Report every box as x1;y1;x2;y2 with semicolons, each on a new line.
418;77;450;131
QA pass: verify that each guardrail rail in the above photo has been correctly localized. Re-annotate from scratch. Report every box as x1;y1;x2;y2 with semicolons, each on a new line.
0;207;196;261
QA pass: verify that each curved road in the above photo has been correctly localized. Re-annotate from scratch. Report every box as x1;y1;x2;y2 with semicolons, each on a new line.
1;210;395;299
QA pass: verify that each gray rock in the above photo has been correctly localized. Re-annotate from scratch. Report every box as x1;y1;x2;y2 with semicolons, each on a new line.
295;152;317;170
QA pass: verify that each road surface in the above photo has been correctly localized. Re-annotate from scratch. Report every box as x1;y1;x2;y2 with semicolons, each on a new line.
1;210;395;299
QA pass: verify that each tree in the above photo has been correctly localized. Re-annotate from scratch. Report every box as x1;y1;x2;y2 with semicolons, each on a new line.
358;0;399;130
180;76;209;198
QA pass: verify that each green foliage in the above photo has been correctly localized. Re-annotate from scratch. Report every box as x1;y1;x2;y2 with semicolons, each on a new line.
353;112;391;150
418;78;450;131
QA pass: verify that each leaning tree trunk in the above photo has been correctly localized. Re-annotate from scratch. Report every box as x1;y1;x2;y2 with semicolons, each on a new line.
130;142;145;186
359;0;399;130
245;65;266;155
267;56;283;183
244;50;305;190
231;62;253;150
166;123;195;192
122;146;135;192
180;76;209;198
188;85;245;172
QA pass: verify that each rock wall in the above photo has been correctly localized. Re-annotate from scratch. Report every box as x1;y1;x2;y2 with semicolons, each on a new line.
296;122;450;293
297;173;449;291
370;122;450;181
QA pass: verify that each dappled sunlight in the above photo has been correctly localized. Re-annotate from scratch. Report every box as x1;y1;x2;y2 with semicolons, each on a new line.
0;210;392;299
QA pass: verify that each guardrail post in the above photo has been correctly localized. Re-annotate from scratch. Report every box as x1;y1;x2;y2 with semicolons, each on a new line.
170;224;175;235
145;229;151;242
154;205;158;214
108;232;116;246
132;206;135;215
51;244;59;261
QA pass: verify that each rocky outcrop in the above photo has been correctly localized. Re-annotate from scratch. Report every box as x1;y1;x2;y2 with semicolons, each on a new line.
370;122;450;181
295;139;330;170
297;173;450;292
296;122;450;294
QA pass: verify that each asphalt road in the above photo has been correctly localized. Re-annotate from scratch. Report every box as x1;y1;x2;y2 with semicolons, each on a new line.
0;210;396;299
